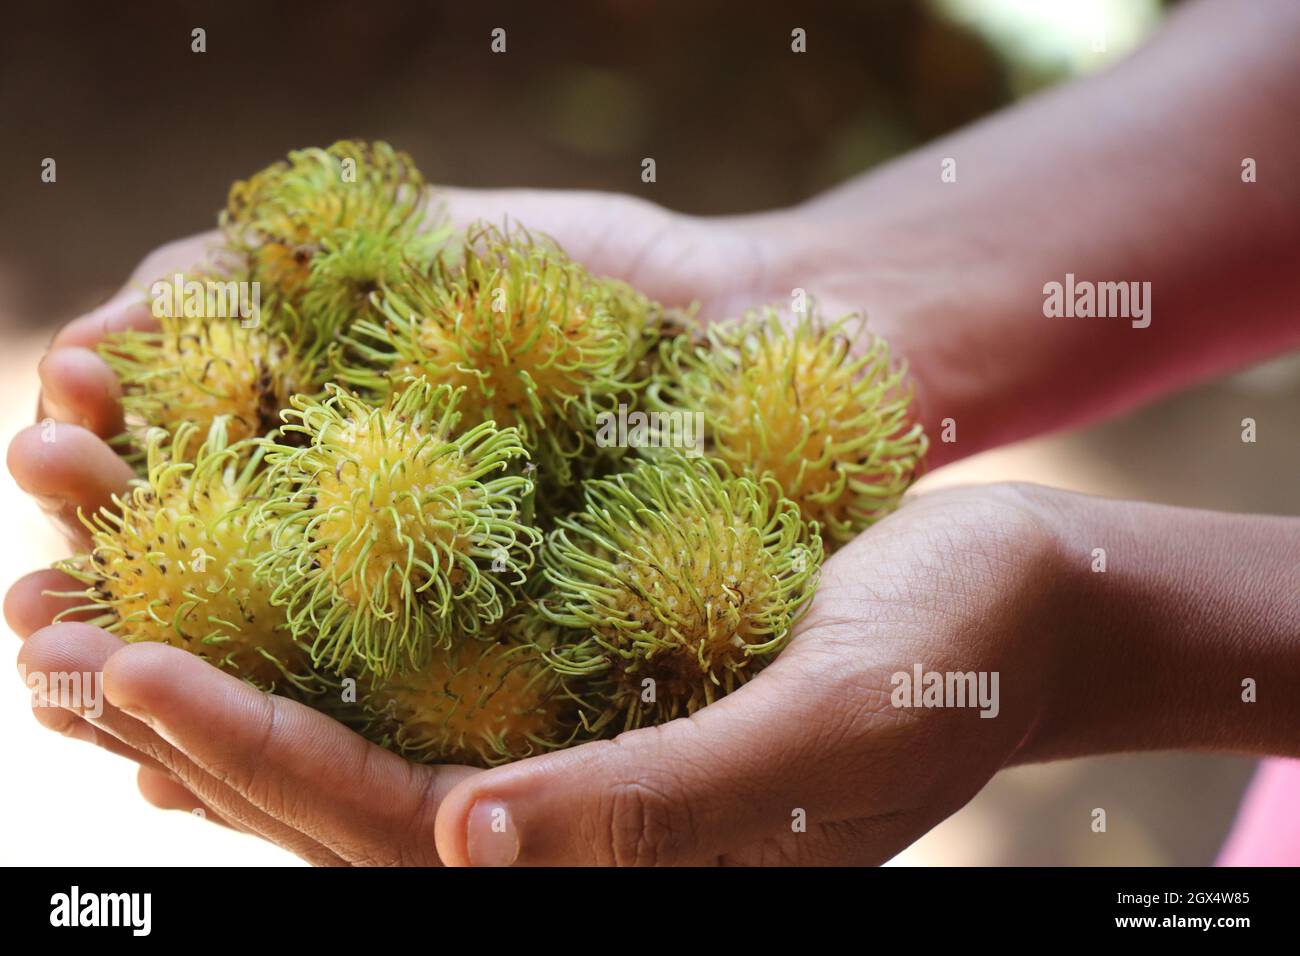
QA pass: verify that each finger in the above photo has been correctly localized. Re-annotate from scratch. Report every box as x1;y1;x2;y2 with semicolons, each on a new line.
49;298;157;352
721;811;949;866
18;623;347;865
44;228;220;361
22;628;186;779
37;347;124;438
436;186;687;293
135;766;238;830
5;569;94;639
102;641;482;866
435;186;763;320
7;422;136;548
432;648;882;867
37;230;220;426
28;695;174;777
438;186;618;239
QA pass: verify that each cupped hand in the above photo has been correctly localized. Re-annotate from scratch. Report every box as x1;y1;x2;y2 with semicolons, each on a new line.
429;483;1061;865
12;618;477;866
11;185;996;866
10;479;1061;865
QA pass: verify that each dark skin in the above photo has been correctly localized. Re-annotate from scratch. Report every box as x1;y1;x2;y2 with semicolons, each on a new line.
10;0;1300;864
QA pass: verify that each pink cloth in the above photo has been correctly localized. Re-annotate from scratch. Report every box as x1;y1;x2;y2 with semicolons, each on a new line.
1217;758;1300;866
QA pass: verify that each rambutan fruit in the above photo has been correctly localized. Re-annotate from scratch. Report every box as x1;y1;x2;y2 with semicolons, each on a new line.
649;307;927;548
257;379;542;677
299;225;443;343
340;224;648;494
537;454;823;731
70;138;924;765
100;302;320;460
222;140;432;308
56;419;311;691
353;610;583;767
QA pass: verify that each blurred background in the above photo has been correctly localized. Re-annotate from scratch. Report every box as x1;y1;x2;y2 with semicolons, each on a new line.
2;0;1295;865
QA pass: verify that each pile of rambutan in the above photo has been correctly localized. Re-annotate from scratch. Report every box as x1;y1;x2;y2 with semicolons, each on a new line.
58;141;927;767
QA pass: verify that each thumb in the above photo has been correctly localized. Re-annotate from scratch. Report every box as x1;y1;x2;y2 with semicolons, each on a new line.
50;230;221;352
436;186;732;314
432;660;862;867
437;186;677;274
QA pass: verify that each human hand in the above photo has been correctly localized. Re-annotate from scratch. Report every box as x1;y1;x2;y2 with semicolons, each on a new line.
14;441;1298;867
426;481;1297;865
10;482;1063;865
7;184;890;861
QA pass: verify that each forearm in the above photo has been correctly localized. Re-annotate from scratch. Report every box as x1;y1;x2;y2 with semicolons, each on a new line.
768;0;1300;466
1018;485;1300;761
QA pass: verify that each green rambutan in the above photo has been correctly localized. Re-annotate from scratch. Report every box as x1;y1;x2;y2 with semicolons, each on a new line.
222;140;432;308
69;139;935;770
537;454;822;731
299;225;443;342
649;307;927;548
257;379;541;677
100;301;320;459
339;224;648;492
352;610;583;767
56;419;311;691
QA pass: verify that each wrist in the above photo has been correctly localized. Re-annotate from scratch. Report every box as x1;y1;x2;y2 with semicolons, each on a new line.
734;202;962;469
1013;487;1300;762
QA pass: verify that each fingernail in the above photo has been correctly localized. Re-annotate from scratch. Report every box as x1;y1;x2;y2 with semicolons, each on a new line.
40;393;80;428
33;494;67;514
35;373;88;431
466;799;519;867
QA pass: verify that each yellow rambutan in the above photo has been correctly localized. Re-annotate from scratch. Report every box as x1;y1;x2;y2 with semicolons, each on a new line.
257;379;541;677
340;224;649;491
101;304;320;460
649;307;927;547
538;454;822;731
355;612;581;767
222;140;431;305
57;419;310;691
